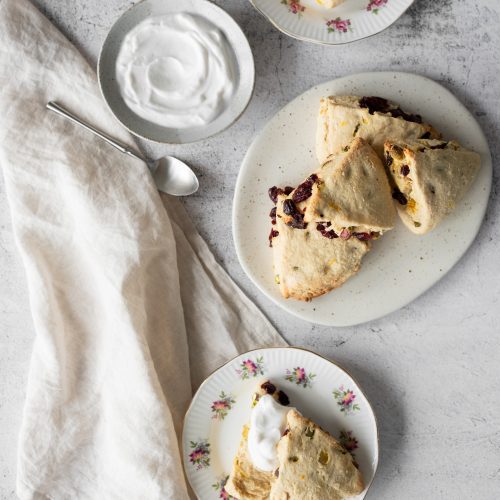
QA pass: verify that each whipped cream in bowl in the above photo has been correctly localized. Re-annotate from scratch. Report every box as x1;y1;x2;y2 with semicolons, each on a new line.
98;0;254;143
116;13;236;129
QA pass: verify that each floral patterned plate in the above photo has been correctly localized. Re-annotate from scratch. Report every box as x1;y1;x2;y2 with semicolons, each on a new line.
182;347;378;499
249;0;414;45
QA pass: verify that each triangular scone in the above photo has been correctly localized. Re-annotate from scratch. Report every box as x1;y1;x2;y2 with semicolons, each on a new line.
384;139;481;234
316;95;440;163
270;410;364;500
224;424;274;500
303;138;395;236
272;194;370;301
225;382;290;500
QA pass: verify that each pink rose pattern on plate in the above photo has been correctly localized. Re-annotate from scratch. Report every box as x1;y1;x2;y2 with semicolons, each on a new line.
326;17;352;33
281;0;305;15
189;439;210;470
212;475;236;499
236;356;265;380
338;430;360;467
367;0;388;13
333;385;360;414
211;391;236;421
285;366;316;388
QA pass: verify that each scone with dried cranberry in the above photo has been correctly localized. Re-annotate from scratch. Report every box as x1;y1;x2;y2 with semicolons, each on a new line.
316;95;440;163
302;137;396;238
270;410;364;500
271;193;370;301
384;139;481;234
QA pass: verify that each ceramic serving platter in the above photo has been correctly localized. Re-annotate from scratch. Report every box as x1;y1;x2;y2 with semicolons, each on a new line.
182;347;378;499
233;72;492;326
98;0;254;144
249;0;414;45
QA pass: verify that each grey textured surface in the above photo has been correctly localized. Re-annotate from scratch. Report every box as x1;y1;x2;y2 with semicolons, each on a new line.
1;0;499;498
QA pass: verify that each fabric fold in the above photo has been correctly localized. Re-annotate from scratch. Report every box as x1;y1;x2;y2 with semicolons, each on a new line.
0;0;285;498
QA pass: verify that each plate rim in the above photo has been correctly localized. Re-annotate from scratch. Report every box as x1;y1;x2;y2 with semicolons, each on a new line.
232;71;493;327
97;0;255;145
248;0;415;46
182;345;380;499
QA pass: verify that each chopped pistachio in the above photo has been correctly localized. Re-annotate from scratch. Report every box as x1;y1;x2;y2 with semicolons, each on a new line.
318;450;330;465
275;274;280;284
305;427;315;439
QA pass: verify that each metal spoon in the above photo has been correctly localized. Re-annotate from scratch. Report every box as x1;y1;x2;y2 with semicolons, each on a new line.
46;101;199;196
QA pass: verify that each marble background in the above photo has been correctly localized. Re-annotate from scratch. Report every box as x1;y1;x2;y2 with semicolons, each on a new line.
1;0;499;498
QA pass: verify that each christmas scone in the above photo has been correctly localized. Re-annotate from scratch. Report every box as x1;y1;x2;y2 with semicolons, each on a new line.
303;137;396;238
225;382;290;500
316;95;440;163
271;194;370;301
270;410;364;500
384;139;481;234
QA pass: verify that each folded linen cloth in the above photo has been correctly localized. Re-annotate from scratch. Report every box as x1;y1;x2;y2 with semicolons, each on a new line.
0;0;285;498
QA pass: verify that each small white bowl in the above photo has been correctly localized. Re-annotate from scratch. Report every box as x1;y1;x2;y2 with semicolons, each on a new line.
98;0;255;144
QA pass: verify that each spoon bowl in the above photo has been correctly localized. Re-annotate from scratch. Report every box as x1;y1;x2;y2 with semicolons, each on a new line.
152;156;199;196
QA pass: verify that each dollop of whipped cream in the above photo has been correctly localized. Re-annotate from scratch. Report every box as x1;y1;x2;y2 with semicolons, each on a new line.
116;13;235;129
247;394;290;471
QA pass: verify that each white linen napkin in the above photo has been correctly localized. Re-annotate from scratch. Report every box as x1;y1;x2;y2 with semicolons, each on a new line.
0;0;285;498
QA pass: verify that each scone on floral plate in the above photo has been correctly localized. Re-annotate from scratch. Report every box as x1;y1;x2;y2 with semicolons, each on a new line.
226;381;364;500
384;139;481;234
248;0;415;45
182;347;378;500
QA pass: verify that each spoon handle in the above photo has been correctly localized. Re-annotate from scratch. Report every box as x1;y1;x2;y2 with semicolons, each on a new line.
46;101;145;163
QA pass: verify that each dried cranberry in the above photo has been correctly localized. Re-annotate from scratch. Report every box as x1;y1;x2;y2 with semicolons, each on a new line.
288;217;307;230
283;199;298;216
392;188;408;205
353;232;372;241
268;186;283;204
277;390;290;406
340;229;351;240
389;107;422;124
359;96;390;114
274;469;280;478
268;228;279;247
292;174;318;203
269;206;277;225
283;199;307;229
400;165;410;176
261;381;277;395
284;186;294;195
384;152;393;168
316;223;338;239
